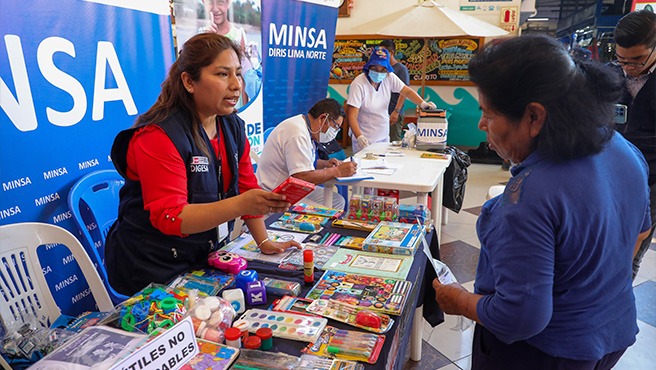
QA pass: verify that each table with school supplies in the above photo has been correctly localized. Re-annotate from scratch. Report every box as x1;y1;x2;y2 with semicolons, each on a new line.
323;142;452;238
241;214;444;369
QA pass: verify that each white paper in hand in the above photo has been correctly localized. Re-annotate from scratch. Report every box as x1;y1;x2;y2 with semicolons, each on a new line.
421;234;457;284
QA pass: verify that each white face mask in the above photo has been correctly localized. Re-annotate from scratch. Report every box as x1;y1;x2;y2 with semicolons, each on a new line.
320;125;340;143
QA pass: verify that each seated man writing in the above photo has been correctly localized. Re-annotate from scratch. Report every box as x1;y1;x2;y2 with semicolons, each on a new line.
257;98;357;210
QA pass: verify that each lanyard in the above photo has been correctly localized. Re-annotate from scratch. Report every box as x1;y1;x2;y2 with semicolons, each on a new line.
303;114;318;151
211;117;225;201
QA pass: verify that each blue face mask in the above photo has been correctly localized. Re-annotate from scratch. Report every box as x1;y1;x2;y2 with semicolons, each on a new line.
368;70;387;83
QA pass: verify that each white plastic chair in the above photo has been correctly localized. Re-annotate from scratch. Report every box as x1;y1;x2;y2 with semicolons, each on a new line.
0;222;113;331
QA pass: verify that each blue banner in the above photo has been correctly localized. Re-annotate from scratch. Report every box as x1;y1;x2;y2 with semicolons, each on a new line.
261;0;339;132
0;0;174;315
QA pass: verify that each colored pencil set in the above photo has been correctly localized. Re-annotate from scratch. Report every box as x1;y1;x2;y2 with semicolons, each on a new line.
303;326;385;364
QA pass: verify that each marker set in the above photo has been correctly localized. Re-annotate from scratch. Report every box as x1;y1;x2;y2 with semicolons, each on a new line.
303;326;385;364
317;232;342;246
233;309;328;343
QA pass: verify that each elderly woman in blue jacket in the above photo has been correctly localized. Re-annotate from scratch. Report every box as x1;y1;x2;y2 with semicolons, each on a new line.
433;35;651;370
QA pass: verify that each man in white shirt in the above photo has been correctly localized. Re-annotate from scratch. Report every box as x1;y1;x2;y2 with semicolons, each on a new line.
257;99;357;210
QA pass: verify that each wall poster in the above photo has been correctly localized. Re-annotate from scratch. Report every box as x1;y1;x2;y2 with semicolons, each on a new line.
330;37;483;86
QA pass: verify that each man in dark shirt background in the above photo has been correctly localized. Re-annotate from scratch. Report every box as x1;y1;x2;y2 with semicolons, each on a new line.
612;10;656;279
380;40;410;143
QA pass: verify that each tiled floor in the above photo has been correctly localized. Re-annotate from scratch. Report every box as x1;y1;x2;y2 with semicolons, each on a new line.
402;163;656;370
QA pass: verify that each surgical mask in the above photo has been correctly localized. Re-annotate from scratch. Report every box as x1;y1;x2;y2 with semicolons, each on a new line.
368;70;387;83
320;125;340;143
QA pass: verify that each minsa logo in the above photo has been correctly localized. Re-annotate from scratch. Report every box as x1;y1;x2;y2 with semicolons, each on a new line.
0;206;21;220
42;265;52;275
53;210;72;223
43;167;68;180
72;288;91;304
2;177;32;191
35;192;61;206
78;158;100;170
62;253;75;265
190;156;209;173
54;274;78;291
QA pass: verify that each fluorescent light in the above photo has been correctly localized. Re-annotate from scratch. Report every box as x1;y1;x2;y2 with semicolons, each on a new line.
527;17;549;21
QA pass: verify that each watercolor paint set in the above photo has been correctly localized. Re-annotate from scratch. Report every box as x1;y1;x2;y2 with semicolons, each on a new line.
303;326;385;364
233;309;328;343
305;299;394;333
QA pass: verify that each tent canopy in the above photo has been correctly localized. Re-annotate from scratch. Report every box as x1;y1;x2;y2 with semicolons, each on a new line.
350;0;508;38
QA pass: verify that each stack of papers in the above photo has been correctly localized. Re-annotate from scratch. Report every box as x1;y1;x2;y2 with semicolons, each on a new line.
336;157;402;182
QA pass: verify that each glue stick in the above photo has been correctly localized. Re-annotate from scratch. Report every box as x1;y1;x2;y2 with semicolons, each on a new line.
303;249;314;285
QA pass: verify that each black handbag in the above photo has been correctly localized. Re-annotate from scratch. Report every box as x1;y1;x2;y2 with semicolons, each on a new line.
441;146;471;213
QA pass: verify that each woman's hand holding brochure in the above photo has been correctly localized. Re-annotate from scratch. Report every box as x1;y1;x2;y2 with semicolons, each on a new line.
422;235;474;332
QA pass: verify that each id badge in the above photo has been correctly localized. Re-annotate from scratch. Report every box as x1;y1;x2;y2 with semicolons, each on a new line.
218;222;229;242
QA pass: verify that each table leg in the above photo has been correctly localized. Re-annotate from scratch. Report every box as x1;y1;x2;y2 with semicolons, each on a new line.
410;305;423;361
432;175;444;239
416;193;428;207
323;184;334;208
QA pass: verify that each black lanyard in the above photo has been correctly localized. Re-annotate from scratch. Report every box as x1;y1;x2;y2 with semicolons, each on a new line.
210;116;225;201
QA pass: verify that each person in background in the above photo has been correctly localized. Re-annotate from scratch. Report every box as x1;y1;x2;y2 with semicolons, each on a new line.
346;46;436;153
105;33;299;296
204;0;246;50
202;0;260;106
379;40;410;143
433;35;650;369
611;10;656;279
257;98;357;210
